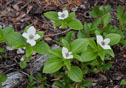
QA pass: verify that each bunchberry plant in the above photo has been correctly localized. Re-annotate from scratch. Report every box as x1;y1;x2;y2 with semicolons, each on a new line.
22;26;40;46
18;26;50;69
43;38;89;82
44;8;83;30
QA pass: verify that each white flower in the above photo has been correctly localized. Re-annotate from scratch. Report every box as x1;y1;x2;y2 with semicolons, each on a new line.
62;47;73;59
97;35;111;50
58;10;69;20
22;26;40;46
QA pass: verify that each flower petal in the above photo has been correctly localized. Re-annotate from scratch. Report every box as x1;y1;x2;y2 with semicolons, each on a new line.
22;33;29;39
62;47;68;53
58;16;64;20
62;47;68;59
58;12;62;16
27;39;36;46
104;38;110;45
27;26;36;35
34;34;40;40
63;10;68;18
69;52;72;55
97;35;103;45
102;45;111;50
66;55;73;59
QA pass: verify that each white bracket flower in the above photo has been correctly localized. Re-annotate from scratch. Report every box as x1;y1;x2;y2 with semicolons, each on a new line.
22;26;40;46
58;10;69;20
97;35;111;50
62;47;73;59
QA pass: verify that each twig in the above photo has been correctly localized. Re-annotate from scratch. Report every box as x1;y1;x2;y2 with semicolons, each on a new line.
36;0;42;8
19;0;32;11
6;0;14;6
44;28;71;37
0;60;17;69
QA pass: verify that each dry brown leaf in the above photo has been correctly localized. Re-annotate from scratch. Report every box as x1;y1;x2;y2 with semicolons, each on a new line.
44;37;52;41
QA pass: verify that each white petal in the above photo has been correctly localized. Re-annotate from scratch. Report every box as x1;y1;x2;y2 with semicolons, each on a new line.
66;55;73;59
27;26;36;35
69;52;72;55
34;34;40;40
97;35;103;45
22;33;29;39
58;16;65;20
102;45;111;50
27;39;36;46
63;10;68;18
62;47;68;53
62;47;68;58
58;12;62;16
104;38;110;45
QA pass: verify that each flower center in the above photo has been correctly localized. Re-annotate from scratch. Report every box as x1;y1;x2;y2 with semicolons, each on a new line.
61;14;65;18
29;34;34;39
65;53;69;57
101;41;105;46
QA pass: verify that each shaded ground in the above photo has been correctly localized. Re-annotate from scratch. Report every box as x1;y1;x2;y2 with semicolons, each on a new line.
0;0;126;88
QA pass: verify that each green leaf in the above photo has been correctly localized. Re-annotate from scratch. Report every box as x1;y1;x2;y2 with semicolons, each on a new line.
4;32;25;47
62;31;74;43
33;41;50;54
89;6;100;17
64;60;71;70
82;80;93;87
101;62;112;71
105;33;121;45
62;39;70;49
103;13;111;27
44;11;59;22
121;80;126;85
68;19;83;30
26;45;32;57
74;55;83;62
68;66;83;82
28;75;34;82
81;50;97;62
43;58;63;73
13;42;25;49
0;48;5;53
88;39;97;49
19;61;27;69
117;5;123;18
54;81;64;88
0;74;7;82
53;21;62;27
2;27;14;34
48;48;62;58
0;30;4;43
105;49;114;57
71;39;88;54
98;49;105;61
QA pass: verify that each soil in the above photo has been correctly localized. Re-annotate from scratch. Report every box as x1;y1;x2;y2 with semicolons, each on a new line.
0;0;126;88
